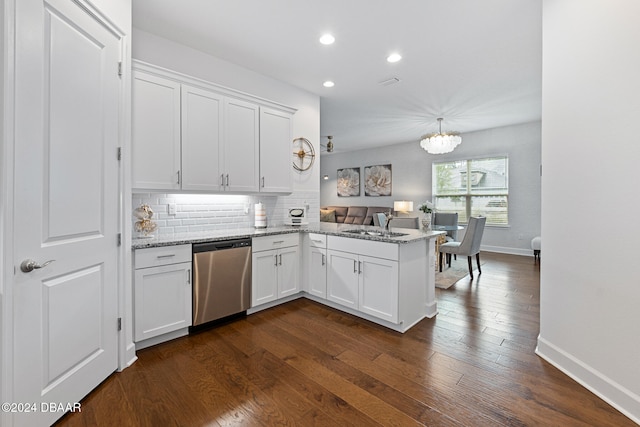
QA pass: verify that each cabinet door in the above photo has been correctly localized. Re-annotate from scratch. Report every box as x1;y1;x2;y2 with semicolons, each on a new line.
309;247;327;299
252;250;278;306
181;84;224;191
327;250;359;309
358;255;399;323
132;71;181;190
259;107;292;193
224;98;259;192
134;262;192;342
278;246;300;298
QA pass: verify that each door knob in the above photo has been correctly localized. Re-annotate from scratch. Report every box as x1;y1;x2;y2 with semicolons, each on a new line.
20;259;55;273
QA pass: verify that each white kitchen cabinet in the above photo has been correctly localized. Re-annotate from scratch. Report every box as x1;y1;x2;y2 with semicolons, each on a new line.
132;63;296;194
181;84;224;191
132;71;181;190
358;255;399;323
259;107;292;193
327;250;359;309
252;234;300;307
308;234;327;299
134;245;192;345
224;98;260;192
327;236;399;323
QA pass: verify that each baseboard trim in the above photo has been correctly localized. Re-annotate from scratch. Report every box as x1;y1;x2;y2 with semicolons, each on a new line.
536;336;640;424
481;244;533;257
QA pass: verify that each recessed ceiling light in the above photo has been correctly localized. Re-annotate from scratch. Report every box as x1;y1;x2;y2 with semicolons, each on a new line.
323;81;335;88
387;53;402;63
319;34;335;45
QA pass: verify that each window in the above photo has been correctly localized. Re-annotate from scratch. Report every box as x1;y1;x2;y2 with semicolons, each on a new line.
432;156;509;226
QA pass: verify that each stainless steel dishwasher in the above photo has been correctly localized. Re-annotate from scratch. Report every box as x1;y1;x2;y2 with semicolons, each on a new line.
192;238;252;327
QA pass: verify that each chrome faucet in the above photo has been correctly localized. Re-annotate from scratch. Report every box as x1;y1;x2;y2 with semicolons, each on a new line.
383;211;393;231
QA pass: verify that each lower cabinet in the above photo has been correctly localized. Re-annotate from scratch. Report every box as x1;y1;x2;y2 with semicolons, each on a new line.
308;233;327;299
133;244;192;343
326;236;400;324
327;250;399;323
252;234;300;307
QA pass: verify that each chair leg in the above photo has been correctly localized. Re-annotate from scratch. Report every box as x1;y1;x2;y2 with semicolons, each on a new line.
476;253;482;275
467;256;473;279
448;253;452;268
439;252;443;272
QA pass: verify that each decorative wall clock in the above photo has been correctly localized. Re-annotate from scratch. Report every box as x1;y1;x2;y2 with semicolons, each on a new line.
292;137;315;171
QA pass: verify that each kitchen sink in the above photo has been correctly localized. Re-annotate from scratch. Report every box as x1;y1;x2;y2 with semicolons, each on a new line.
341;229;408;237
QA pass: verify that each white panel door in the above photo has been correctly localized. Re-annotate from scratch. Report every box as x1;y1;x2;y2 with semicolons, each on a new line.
327;250;359;309
181;84;224;191
224;98;259;192
131;71;181;190
12;0;120;425
259;107;292;193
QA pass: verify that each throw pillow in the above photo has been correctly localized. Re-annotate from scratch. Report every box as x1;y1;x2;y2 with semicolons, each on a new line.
320;209;336;223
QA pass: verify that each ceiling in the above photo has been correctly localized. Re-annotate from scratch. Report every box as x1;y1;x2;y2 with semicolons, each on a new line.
132;0;542;153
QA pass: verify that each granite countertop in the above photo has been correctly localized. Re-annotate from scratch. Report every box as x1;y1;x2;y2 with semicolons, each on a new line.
132;223;444;250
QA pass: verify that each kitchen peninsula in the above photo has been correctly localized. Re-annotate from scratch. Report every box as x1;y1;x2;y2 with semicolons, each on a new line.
132;224;444;348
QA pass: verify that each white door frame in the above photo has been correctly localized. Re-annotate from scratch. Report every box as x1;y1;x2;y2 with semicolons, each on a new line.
1;1;135;425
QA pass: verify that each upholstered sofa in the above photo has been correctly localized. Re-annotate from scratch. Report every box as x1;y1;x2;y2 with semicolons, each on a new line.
320;205;390;225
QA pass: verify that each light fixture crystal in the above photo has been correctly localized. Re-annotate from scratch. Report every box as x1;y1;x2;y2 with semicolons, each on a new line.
420;118;462;154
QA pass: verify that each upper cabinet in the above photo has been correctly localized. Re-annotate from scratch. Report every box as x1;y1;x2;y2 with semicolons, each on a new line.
260;107;293;193
224;98;260;192
132;72;181;190
180;84;224;191
131;61;295;194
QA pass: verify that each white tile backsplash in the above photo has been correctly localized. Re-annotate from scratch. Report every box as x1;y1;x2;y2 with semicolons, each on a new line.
132;191;320;236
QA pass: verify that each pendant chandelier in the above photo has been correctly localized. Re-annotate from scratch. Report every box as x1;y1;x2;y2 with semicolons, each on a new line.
419;117;462;154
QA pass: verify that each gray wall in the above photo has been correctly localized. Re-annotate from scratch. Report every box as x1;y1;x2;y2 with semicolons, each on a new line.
320;121;541;255
539;0;640;422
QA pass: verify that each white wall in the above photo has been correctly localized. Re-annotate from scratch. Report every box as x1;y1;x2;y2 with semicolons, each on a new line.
321;121;541;255
0;0;7;415
538;0;640;423
131;29;321;227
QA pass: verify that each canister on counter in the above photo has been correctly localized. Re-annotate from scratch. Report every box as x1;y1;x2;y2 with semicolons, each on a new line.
254;202;267;228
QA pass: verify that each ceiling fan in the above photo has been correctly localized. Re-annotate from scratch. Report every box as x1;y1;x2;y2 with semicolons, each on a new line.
321;135;334;153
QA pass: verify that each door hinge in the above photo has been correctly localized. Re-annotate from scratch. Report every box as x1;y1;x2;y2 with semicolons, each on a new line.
117;317;122;331
117;61;123;78
117;147;122;161
117;233;122;246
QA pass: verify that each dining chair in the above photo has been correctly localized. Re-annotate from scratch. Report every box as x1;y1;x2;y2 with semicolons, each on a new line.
438;216;486;279
388;217;420;229
433;212;459;242
433;212;459;260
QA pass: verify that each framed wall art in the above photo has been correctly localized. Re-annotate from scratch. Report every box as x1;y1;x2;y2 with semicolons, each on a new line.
337;167;360;197
364;164;392;196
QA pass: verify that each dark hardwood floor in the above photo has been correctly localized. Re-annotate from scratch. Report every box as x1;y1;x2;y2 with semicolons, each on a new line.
56;252;635;426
